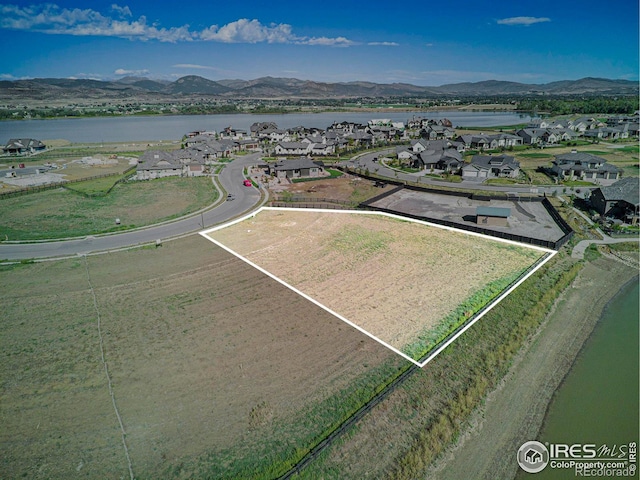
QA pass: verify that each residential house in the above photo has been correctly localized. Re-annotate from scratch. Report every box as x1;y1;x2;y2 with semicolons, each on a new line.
274;142;311;156
583;127;629;141
250;121;279;138
422;124;456;140
462;154;520;180
3;138;46;155
396;146;416;163
590;177;639;224
408;139;464;173
269;157;325;180
568;117;602;133
550;152;620;183
310;142;336;156
136;150;184;180
219;126;248;140
487;133;523;149
456;134;490;151
516;128;559;145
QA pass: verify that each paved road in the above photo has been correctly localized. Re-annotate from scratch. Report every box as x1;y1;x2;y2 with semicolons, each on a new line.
571;236;640;259
0;153;263;260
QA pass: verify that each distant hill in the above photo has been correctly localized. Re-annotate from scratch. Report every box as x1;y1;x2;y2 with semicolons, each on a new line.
1;75;637;101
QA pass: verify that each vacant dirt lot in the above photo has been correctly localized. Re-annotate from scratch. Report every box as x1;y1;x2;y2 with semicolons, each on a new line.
0;234;401;479
272;174;386;204
207;209;544;360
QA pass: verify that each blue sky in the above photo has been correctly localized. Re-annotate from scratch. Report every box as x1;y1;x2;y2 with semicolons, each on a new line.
1;0;638;85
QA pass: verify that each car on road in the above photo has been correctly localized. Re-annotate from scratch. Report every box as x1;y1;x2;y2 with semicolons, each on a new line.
226;194;235;201
243;179;252;187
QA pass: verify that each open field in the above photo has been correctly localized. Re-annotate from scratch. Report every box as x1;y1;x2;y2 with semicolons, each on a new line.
0;176;217;240
0;234;405;479
205;209;545;361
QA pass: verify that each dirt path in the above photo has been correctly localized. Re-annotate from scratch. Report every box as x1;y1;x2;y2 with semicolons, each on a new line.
426;257;638;480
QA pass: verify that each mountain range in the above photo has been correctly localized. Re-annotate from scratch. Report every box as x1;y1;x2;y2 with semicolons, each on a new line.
1;75;637;102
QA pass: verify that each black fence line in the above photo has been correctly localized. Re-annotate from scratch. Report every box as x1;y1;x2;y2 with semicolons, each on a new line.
269;201;354;210
277;362;419;480
270;196;359;207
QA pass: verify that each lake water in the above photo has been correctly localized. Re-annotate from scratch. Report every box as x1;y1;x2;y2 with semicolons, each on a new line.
0;111;533;144
519;278;639;479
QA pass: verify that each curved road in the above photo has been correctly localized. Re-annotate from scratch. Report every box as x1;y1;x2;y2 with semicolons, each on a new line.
0;153;263;260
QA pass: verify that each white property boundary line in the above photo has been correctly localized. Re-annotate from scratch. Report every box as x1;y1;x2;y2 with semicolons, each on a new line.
200;207;557;368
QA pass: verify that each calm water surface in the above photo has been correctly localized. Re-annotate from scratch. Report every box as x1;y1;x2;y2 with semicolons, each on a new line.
0;111;533;143
518;278;639;479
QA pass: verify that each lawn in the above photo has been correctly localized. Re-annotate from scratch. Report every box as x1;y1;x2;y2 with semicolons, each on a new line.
0;234;404;479
206;209;546;362
0;176;217;241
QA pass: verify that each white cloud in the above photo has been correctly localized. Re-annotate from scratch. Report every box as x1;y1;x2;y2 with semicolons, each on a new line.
497;16;551;26
111;4;132;17
200;18;293;43
303;36;355;46
114;68;149;76
172;63;218;70
199;18;355;46
0;4;194;42
0;5;357;46
367;41;399;47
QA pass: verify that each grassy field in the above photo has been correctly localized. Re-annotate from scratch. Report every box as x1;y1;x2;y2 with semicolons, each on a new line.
0;234;406;479
207;209;545;361
0;176;217;240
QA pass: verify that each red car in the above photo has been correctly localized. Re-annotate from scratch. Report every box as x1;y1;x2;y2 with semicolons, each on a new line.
243;179;252;187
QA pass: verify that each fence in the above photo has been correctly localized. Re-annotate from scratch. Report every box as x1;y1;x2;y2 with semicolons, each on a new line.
359;185;573;250
269;196;359;210
0;165;137;200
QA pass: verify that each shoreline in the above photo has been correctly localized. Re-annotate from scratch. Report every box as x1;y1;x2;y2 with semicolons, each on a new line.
426;255;639;480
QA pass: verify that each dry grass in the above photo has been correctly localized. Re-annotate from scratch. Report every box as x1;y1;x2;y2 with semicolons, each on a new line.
207;209;544;360
0;234;401;479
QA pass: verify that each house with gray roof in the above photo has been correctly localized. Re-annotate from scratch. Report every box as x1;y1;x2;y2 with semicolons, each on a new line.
590;177;639;224
3;138;46;155
486;133;523;149
136;150;184;180
268;157;325;180
274;142;311;156
516;128;559;145
455;134;491;150
409;140;463;173
551;152;620;184
462;154;520;180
